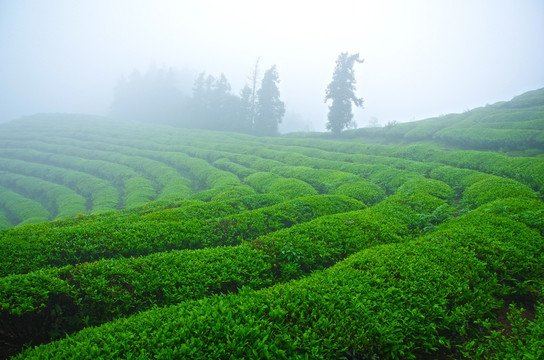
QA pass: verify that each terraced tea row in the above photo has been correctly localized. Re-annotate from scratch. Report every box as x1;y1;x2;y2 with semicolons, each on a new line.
12;194;543;359
1;186;451;354
1;111;543;359
0;122;432;227
0;195;363;277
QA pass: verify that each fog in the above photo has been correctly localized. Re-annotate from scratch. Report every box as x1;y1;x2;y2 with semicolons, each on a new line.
1;0;543;132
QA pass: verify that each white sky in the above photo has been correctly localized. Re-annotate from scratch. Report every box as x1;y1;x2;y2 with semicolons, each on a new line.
1;0;543;131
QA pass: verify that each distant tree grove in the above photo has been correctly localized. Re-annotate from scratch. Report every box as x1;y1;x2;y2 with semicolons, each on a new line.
111;53;364;136
111;63;285;136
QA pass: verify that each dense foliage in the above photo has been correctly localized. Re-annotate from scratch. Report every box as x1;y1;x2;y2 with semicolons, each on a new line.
110;65;285;136
0;88;543;359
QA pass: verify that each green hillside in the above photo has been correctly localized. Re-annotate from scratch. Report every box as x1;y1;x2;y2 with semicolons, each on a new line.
327;87;544;151
0;89;543;359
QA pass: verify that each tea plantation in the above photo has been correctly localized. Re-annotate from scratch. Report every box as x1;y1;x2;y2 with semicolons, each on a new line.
1;89;543;359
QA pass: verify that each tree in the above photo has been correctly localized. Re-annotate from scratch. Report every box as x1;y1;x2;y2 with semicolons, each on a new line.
324;52;364;135
188;72;242;131
254;65;285;136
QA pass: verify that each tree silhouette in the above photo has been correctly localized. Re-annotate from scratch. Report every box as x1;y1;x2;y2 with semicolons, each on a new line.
254;65;285;136
324;52;364;135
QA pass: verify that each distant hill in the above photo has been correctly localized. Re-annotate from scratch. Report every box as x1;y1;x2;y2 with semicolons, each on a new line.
331;87;544;151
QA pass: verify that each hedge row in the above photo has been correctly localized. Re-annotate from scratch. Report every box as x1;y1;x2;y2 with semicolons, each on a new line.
195;140;435;190
426;165;539;207
425;210;543;296
0;138;193;200
268;139;543;193
474;197;544;234
0;147;162;212
0;185;50;226
396;177;454;200
0;195;363;277
0;210;11;230
258;141;436;176
64;135;438;204
64;144;193;201
212;158;256;179
0;157;119;214
1;187;448;357
332;179;386;204
4;193;282;234
0;146;139;194
250;191;453;282
16;206;537;359
343;142;544;193
244;172;318;199
0;246;272;357
269;166;358;194
0;171;86;220
462;176;538;209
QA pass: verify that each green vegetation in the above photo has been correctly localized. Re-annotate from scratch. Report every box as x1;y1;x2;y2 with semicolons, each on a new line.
1;88;543;359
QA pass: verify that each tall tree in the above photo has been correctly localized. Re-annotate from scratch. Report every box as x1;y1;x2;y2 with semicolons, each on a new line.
324;52;364;135
254;65;285;136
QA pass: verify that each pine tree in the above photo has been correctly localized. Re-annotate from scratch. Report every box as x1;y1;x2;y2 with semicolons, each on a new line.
324;52;364;135
254;65;285;136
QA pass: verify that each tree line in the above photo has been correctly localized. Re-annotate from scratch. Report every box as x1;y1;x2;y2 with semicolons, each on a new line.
111;53;363;136
111;62;285;136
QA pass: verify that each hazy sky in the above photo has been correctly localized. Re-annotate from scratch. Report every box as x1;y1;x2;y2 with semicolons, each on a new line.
1;0;543;131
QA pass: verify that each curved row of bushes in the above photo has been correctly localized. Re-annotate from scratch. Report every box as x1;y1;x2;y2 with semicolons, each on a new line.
0;211;9;230
0;194;363;277
0;185;50;228
244;172;318;199
0;121;477;228
1;188;449;356
0;144;191;208
13;197;542;359
0;158;119;214
190;141;435;196
0;171;86;220
265;138;544;193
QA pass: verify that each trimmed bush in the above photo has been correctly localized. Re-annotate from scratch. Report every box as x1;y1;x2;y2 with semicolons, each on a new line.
1;191;449;356
0;195;363;277
396;177;454;200
210;185;256;202
0;186;50;226
475;197;544;233
332;180;385;204
245;172;318;199
426;211;544;295
13;239;500;359
462;176;538;209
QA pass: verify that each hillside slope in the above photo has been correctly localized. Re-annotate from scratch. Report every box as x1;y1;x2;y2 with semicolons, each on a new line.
333;87;544;151
0;89;543;359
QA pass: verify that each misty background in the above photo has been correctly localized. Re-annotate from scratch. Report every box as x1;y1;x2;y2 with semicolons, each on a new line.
1;0;543;132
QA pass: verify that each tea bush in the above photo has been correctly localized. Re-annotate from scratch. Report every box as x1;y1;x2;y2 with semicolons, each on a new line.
13;239;501;359
0;195;362;276
332;179;385;204
462;176;538;209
